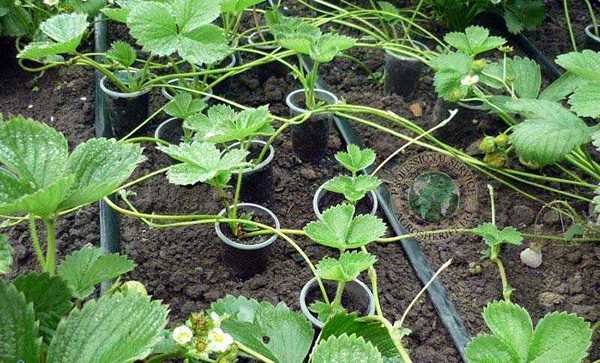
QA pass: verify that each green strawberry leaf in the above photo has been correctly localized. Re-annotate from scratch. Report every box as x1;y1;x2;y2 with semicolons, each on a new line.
473;222;523;248
506;99;593;166
539;72;588;102
221;0;264;13
164;92;207;119
313;334;384;363
304;204;386;250
316;251;377;282
158;142;249;187
0;280;41;363
323;175;381;203
430;52;473;102
47;292;168;363
335;144;376;173
503;0;545;34
107;40;137;68
18;13;89;60
466;335;519;363
567;81;600;118
555;50;600;81
185;104;274;143
444;26;506;56
57;245;136;300
483;301;532;362
529;312;592;363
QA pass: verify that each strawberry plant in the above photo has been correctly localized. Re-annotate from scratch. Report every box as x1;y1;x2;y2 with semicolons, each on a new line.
0;116;144;275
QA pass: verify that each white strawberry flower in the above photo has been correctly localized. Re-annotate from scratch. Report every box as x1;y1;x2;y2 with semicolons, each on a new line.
43;0;59;6
461;74;480;87
172;325;194;345
210;311;222;328
207;327;234;352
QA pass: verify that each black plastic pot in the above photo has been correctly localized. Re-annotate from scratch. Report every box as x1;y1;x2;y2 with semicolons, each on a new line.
154;117;183;145
99;74;149;138
384;43;428;99
585;24;600;51
215;203;279;278
226;140;275;204
299;278;375;328
432;99;487;144
286;89;338;163
313;181;378;219
247;29;289;81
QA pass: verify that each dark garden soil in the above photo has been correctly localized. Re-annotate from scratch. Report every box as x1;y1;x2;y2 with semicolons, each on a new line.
1;0;599;361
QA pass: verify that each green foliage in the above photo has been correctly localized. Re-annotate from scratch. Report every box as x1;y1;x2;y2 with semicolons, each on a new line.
0;0;36;38
221;0;264;13
324;175;381;204
107;41;137;68
57;245;136;300
503;0;545;34
556;50;600;81
304;204;386;250
269;14;354;63
473;222;522;259
408;172;459;223
0;235;11;274
158;142;249;187
335;144;376;174
444;26;506;57
317;251;376;283
0;116;145;219
376;1;399;21
14;272;73;342
164;92;207;120
430;52;473;101
211;296;314;363
0;280;41;363
18;13;89;61
313;334;384;363
47;292;169;363
127;0;230;65
466;301;592;363
184;104;274;144
566;82;600;118
484;56;541;99
506;99;593;166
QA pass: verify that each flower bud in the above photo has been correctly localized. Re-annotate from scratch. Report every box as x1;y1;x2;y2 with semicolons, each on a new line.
479;136;496;153
494;134;509;148
471;59;487;72
122;280;147;296
484;152;507;168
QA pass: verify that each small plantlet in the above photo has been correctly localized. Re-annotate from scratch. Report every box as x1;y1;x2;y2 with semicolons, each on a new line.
408;171;460;222
323;144;381;204
466;301;592;363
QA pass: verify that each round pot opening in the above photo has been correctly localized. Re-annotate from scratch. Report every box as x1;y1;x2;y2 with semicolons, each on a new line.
100;71;150;99
313;182;378;219
384;41;429;98
299;278;375;328
585;24;600;50
225;140;275;204
215;203;280;250
286;88;339;115
225;140;275;175
407;171;460;223
155;117;183;145
161;78;213;102
248;29;278;50
385;40;429;62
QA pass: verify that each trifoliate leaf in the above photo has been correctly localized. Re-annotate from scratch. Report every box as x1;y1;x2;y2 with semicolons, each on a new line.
317;251;376;282
430;52;473;101
503;0;545;34
506;99;593;166
313;334;384;363
185;104;274;143
47;292;169;363
14;272;73;342
309;300;344;323
221;0;264;13
57;245;136;299
323;175;381;203
310;33;355;63
473;223;523;248
556;50;600;81
0;235;11;274
444;26;506;56
483;301;532;362
304;204;386;250
18;13;89;60
128;0;230;65
107;41;137;68
335;144;376;173
158;142;249;186
0;280;41;363
567;82;600;118
211;296;314;363
528;312;592;363
164;92;207;119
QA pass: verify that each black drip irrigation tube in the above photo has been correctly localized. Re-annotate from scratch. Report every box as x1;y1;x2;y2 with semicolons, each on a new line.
94;15;121;291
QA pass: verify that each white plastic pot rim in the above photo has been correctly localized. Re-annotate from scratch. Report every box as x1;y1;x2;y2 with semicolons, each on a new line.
154;117;181;142
313;181;378;220
299;277;375;328
215;203;280;250
585;24;600;43
285;88;339;114
160;78;213;101
247;30;278;50
99;74;150;99
225;140;275;174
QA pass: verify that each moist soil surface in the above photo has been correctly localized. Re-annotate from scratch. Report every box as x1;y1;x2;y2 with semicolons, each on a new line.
2;1;599;362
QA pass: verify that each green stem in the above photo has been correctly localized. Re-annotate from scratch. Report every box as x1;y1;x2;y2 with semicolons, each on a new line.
333;281;346;307
492;257;512;302
563;0;579;51
43;218;57;276
28;215;45;270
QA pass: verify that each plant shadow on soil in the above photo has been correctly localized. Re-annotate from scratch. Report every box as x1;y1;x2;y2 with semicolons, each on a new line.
1;1;599;361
